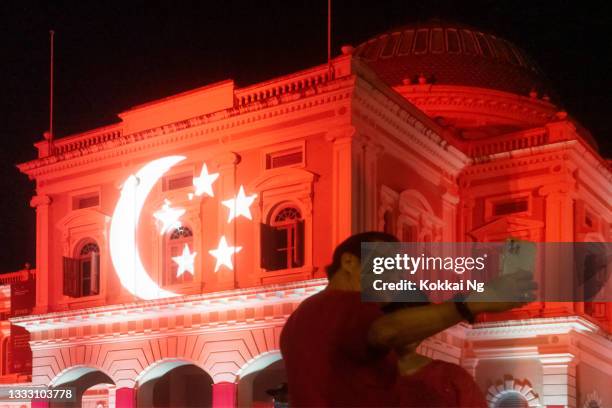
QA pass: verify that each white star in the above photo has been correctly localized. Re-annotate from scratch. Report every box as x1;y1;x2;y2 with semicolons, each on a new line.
172;244;197;277
222;185;257;223
153;199;185;235
208;236;242;272
193;163;219;197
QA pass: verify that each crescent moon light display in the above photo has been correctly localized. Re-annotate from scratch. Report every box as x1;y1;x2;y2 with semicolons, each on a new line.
109;155;256;300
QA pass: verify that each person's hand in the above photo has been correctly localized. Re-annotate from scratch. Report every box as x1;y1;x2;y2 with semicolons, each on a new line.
466;269;538;314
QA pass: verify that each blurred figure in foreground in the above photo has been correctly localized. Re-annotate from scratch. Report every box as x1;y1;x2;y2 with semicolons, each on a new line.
280;231;537;407
383;299;487;407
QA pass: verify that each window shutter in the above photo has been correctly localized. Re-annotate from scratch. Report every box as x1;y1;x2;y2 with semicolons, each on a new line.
261;223;288;270
90;252;100;295
260;223;274;269
294;219;305;267
62;257;81;297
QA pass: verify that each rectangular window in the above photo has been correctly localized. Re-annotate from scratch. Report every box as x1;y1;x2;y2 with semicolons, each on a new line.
461;30;477;55
446;29;461;53
72;193;99;210
475;32;492;57
163;172;193;191
430;28;444;53
414;29;429;54
397;30;415;55
265;147;304;170
381;33;400;58
493;199;528;216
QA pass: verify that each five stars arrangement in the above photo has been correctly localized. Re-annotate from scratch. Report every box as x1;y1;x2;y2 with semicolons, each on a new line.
157;162;255;276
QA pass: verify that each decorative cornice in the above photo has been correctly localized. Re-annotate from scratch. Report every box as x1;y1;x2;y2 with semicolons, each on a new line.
397;85;557;124
11;278;327;332
468;316;604;339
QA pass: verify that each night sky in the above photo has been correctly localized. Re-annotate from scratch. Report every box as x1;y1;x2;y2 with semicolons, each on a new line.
1;1;610;272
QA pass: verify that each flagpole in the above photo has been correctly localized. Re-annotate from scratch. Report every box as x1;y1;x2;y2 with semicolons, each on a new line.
49;30;55;151
327;0;333;79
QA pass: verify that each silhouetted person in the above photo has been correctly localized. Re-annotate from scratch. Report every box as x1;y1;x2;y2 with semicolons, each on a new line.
280;231;537;407
383;300;487;407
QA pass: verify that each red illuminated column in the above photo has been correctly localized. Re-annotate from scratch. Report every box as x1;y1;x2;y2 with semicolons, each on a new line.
30;194;51;314
328;128;362;244
539;182;575;242
539;182;575;311
115;387;136;408
539;354;577;408
363;140;383;231
212;382;237;407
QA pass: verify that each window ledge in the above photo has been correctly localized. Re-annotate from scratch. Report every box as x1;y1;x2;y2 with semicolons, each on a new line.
258;265;315;284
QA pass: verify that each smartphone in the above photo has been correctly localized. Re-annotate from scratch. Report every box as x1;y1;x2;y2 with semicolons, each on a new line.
501;238;536;275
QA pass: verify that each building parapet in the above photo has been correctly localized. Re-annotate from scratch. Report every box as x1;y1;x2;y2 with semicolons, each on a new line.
0;269;35;286
18;56;353;177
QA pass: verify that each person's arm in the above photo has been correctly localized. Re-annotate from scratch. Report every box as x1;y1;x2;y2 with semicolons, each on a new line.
368;269;536;349
368;302;464;349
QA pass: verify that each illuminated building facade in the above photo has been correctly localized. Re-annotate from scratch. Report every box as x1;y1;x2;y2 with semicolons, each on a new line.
0;21;610;407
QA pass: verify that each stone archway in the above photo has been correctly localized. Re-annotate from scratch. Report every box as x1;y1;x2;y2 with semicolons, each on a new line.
49;365;115;408
136;359;214;407
237;352;286;407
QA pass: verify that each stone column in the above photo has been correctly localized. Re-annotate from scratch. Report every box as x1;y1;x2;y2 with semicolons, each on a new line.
332;131;355;243
539;182;575;242
115;387;136;408
539;354;577;408
30;194;51;314
327;127;368;244
539;181;576;308
363;140;383;231
212;382;237;407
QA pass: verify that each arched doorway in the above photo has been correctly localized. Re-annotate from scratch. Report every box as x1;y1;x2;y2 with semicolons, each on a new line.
49;366;115;408
137;360;213;407
237;353;287;407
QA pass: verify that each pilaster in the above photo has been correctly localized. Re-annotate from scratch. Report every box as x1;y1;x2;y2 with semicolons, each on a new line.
212;152;241;290
441;185;460;241
327;127;367;244
30;194;51;314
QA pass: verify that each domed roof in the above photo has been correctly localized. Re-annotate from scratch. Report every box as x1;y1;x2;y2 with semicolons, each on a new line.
354;20;553;97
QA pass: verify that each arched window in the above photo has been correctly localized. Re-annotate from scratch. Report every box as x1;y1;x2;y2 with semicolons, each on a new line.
495;392;529;408
165;226;194;285
63;240;100;297
261;206;304;271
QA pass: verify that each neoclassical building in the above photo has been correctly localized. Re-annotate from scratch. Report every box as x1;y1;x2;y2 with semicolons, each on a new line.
0;20;610;408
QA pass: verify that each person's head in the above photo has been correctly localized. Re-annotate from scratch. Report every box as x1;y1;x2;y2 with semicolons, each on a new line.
381;292;431;354
326;231;399;290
